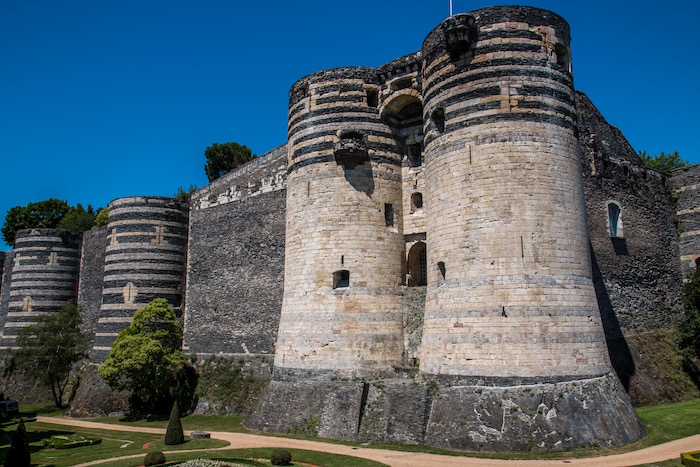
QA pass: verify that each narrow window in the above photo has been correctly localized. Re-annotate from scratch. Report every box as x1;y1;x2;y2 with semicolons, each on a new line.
411;193;423;212
607;201;624;238
432;108;445;133
554;43;571;72
437;261;446;280
366;88;378;108
385;203;394;227
408;143;422;167
333;270;350;289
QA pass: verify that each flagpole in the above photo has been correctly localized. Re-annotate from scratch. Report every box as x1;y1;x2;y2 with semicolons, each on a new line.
450;0;453;16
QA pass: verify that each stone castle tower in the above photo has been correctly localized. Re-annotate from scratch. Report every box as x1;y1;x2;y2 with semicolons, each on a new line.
254;6;646;450
6;3;698;452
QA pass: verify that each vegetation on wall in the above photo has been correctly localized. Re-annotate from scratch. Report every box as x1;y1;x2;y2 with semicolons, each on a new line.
98;299;197;415
1;199;104;245
174;184;198;202
204;142;256;183
4;302;91;409
195;356;269;415
92;207;109;229
638;150;687;172
678;267;700;384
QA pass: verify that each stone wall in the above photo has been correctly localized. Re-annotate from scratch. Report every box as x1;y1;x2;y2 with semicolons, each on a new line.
578;92;683;334
577;91;684;395
92;197;189;362
183;146;287;356
77;227;108;335
0;229;80;349
0;252;11;337
420;8;609;381
670;164;700;278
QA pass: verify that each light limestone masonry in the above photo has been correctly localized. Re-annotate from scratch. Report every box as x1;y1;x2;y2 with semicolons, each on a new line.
419;9;610;380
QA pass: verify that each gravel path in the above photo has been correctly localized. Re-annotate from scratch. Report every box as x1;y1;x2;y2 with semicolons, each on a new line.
36;416;700;467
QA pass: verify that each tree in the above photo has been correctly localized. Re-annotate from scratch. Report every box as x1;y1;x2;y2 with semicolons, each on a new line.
57;203;96;234
93;207;109;229
204;142;256;183
164;401;184;445
4;419;30;467
1;198;69;246
174;184;198;202
5;302;90;409
678;267;700;382
98;299;190;414
638;150;687;173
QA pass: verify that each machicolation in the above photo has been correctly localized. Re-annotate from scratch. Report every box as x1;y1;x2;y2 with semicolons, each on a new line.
1;5;698;452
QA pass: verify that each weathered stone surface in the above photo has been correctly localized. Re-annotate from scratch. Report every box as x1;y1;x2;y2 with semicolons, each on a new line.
65;363;129;417
184;146;287;357
77;227;108;335
425;373;644;451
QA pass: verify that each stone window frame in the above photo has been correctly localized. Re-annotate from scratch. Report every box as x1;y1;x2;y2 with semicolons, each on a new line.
606;201;624;239
333;270;350;289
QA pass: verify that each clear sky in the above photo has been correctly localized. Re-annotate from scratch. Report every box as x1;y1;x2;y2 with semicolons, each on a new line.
1;0;697;251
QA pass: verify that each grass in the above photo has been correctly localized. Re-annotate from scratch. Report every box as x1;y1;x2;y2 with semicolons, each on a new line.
0;410;229;467
94;448;388;467
3;398;698;465
85;413;248;433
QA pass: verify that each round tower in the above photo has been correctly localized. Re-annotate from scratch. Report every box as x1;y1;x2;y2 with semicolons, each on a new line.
417;6;643;450
274;67;406;379
0;229;79;348
92;196;188;362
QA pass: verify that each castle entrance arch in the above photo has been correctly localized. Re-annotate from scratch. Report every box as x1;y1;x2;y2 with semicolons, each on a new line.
407;241;427;286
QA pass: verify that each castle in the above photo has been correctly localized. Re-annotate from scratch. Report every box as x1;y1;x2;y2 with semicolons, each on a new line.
1;5;699;451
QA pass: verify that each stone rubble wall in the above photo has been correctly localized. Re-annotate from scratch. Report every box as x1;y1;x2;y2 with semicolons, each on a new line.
77;226;108;335
184;145;287;357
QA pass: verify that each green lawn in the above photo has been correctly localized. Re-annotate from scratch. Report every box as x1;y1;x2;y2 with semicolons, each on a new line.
2;399;698;466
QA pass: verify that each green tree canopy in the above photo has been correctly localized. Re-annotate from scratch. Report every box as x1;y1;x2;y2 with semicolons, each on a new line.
58;204;96;234
678;266;700;385
638;150;687;172
98;298;191;414
5;302;91;408
204;142;256;183
174;184;198;202
1;198;70;246
93;207;109;229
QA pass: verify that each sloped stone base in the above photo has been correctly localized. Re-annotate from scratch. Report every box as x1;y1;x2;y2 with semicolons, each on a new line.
246;372;645;451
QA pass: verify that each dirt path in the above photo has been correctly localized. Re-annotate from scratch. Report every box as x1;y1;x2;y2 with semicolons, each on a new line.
36;416;700;467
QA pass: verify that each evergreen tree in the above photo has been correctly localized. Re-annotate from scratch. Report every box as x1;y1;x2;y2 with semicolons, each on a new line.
4;419;30;467
164;401;184;445
204;142;255;182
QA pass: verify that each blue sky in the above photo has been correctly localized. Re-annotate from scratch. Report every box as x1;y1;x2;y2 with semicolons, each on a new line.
1;0;697;251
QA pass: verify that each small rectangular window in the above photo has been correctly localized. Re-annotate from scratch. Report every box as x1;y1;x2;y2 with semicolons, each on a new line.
367;88;378;108
333;270;350;288
384;203;394;227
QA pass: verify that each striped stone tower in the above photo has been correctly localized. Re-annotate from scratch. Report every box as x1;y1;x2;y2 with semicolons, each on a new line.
0;229;79;349
92;196;188;362
417;6;643;450
273;68;406;379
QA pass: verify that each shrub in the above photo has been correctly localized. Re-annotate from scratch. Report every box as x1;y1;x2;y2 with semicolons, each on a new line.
270;448;292;466
4;419;30;467
682;450;700;467
42;434;102;449
144;450;166;466
165;401;185;445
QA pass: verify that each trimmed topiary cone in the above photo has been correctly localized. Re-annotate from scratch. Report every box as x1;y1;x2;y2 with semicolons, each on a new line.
164;401;184;445
5;418;30;467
